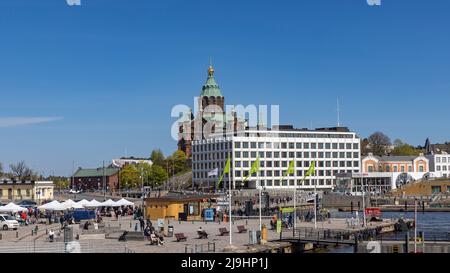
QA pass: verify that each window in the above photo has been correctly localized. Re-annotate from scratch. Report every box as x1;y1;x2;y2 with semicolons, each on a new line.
394;166;398;172
251;151;257;158
346;143;352;149
266;152;272;158
437;166;441;171
251;142;257;149
432;186;441;194
318;143;324;149
436;157;441;163
304;143;310;149
339;143;345;149
289;143;295;149
419;166;424;172
243;142;249;148
296;161;302;167
401;166;405;172
281;142;287;149
386;165;390;172
325;143;331;149
266;142;272;148
296;143;302;149
311;143;317;149
408;166;412;172
332;143;338;149
443;157;447;163
296;152;302;158
243;151;249;158
353;143;359;149
235;151;241;158
368;166;373;172
304;152;310;158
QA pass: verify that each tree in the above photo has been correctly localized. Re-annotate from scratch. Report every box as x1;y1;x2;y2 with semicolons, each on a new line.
9;161;37;180
169;150;188;174
367;132;392;156
148;165;168;188
150;149;165;167
393;139;404;147
0;162;3;177
136;162;153;187
49;176;70;191
120;164;140;189
391;144;420;156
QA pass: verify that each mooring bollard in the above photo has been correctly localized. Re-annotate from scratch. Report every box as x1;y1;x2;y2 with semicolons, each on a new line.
16;231;19;238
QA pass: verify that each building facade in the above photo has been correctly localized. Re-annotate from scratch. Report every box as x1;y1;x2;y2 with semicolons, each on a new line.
362;153;429;173
192;126;361;190
72;167;120;192
0;179;54;204
426;152;450;178
111;157;153;168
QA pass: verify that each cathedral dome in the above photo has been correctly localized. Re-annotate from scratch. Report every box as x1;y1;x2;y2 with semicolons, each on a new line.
200;65;223;97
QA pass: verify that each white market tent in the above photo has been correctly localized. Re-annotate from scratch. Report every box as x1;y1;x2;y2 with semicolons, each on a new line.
61;199;76;209
0;202;28;213
38;200;66;211
70;202;85;209
84;199;103;208
115;198;135;206
76;199;90;207
101;199;120;207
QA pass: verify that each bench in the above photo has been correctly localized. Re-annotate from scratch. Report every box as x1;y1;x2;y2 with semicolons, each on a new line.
218;228;229;236
175;233;187;242
197;230;208;239
237;225;247;233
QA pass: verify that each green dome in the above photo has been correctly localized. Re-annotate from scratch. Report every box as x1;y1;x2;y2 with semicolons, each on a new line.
200;66;223;97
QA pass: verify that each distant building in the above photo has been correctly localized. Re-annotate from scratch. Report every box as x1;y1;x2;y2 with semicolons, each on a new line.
362;153;429;173
177;65;246;158
0;179;54;204
111;157;153;168
72;167;120;192
192;125;361;190
426;151;450;178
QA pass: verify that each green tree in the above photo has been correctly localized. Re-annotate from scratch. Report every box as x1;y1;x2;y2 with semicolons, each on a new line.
169;150;188;174
136;162;153;187
391;144;420;156
49;176;70;191
120;164;140;189
150;149;165;167
393;138;404;147
148;165;168;188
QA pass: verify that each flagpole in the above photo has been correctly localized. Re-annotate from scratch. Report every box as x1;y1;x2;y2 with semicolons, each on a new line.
414;198;417;253
229;154;232;246
258;165;262;231
314;159;317;230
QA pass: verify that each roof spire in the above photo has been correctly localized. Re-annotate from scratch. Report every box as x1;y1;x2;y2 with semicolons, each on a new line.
208;57;214;76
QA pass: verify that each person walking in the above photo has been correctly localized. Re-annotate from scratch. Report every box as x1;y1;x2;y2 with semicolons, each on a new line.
139;216;145;232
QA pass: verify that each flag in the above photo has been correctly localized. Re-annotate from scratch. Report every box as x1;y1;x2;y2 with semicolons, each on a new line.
244;157;260;182
281;160;295;182
217;154;231;188
208;168;218;177
302;161;315;183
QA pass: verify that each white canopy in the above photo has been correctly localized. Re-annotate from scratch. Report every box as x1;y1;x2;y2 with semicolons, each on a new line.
76;199;90;207
70;202;85;209
38;200;66;211
0;202;28;213
61;199;76;209
115;198;135;206
84;199;103;208
101;199;120;207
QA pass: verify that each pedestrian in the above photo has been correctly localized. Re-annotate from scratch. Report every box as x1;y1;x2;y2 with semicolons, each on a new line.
134;223;138;232
139;216;145;231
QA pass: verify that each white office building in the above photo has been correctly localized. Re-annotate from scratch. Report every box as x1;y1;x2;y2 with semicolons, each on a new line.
192;126;361;190
426;151;450;178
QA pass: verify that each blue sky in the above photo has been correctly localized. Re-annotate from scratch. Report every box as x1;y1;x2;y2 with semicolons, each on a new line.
0;0;449;176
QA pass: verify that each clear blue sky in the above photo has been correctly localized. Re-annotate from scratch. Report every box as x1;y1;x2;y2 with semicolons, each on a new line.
1;0;449;176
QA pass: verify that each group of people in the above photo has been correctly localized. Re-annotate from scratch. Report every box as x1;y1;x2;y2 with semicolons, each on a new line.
143;219;164;246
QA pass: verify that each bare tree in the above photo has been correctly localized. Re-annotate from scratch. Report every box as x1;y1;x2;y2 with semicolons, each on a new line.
0;162;3;176
368;132;392;156
9;161;35;180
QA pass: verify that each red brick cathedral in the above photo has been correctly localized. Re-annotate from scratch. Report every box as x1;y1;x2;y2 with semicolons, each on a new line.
177;65;245;158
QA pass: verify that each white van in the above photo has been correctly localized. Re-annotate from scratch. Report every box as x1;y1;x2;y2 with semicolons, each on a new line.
0;214;19;230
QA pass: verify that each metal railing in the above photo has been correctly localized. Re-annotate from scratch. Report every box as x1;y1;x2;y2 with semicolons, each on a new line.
184;242;216;253
0;241;133;253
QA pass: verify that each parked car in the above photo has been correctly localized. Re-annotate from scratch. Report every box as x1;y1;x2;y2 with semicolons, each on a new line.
18;200;37;208
0;214;19;230
69;189;82;194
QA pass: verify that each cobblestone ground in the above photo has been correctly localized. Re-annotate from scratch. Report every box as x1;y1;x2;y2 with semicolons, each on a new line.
0;214;393;253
